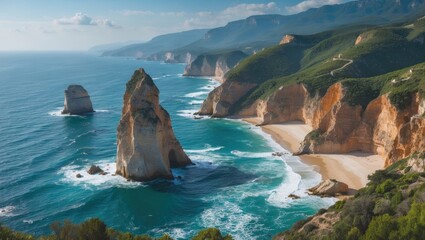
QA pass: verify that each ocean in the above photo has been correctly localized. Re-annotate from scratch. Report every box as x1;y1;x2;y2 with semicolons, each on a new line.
0;52;334;239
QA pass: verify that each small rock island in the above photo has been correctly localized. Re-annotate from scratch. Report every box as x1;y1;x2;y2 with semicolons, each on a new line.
61;85;94;115
116;68;192;181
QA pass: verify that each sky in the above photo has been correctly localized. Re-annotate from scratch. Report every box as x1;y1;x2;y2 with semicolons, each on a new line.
0;0;348;51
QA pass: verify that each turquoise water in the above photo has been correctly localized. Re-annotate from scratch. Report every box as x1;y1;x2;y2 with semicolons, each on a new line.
0;52;334;239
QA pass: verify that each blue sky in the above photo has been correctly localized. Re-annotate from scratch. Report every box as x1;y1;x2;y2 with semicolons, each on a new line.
0;0;347;50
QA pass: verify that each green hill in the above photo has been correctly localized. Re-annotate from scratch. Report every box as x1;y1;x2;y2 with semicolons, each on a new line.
103;0;425;62
224;17;425;113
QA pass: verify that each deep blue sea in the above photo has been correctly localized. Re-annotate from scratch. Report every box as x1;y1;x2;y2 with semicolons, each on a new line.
0;52;334;239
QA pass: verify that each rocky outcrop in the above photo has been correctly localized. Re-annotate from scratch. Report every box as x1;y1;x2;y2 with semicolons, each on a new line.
280;34;295;45
197;81;257;117
308;179;349;196
61;85;94;115
115;68;191;181
183;51;247;79
236;81;425;166
88;165;104;175
407;154;425;173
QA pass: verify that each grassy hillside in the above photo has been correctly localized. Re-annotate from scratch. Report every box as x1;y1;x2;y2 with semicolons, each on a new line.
104;0;425;61
227;17;425;113
276;153;425;240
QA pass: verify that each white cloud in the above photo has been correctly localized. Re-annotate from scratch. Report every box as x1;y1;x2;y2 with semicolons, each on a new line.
160;12;186;17
183;2;280;29
121;10;154;16
53;12;120;28
222;2;280;16
285;0;342;14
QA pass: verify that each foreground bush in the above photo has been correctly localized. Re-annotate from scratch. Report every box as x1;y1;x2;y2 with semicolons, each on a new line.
0;219;232;240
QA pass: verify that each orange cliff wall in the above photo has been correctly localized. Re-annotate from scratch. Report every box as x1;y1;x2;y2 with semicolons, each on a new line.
239;82;425;166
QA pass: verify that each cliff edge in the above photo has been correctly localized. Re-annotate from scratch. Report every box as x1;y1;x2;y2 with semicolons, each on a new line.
183;51;247;80
116;68;191;181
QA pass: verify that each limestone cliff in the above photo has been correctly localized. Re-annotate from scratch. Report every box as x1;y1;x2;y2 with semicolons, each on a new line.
116;68;191;181
61;85;94;115
183;51;247;80
238;82;425;166
197;81;257;117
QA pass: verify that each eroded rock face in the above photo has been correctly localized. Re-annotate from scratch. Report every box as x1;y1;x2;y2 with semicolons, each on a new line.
280;34;295;45
183;51;247;80
309;179;349;196
197;81;257;117
239;81;425;166
116;68;191;181
61;85;94;115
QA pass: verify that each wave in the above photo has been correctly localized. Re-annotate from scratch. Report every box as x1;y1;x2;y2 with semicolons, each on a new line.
0;205;16;217
232;119;325;207
230;150;287;159
184;91;209;98
189;100;204;105
95;109;112;113
186;146;224;154
200;85;216;90
48;108;112;117
200;201;258;240
177;109;209;120
59;159;143;190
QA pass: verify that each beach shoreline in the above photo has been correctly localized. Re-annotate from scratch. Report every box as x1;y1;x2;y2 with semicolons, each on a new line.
242;117;384;192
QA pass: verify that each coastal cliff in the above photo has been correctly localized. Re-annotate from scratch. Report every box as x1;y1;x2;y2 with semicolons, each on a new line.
198;18;425;166
116;68;191;181
236;81;425;166
61;85;94;115
183;51;247;80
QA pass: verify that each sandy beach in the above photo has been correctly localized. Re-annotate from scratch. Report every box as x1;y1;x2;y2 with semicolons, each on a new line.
244;118;384;191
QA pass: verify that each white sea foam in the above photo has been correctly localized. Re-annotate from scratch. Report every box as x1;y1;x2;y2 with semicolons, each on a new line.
189;100;204;105
184;91;209;98
95;109;111;113
48;108;111;117
59;158;143;190
0;206;16;217
230;150;285;159
230;119;325;207
23;219;34;224
177;109;197;118
186;146;224;154
200;201;258;240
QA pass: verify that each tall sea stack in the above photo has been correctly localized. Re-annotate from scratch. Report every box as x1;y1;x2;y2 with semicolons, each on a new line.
61;85;94;115
116;68;191;181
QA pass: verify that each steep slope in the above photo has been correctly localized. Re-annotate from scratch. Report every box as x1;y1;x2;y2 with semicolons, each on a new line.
199;18;425;164
103;0;425;62
184;0;425;52
183;50;248;80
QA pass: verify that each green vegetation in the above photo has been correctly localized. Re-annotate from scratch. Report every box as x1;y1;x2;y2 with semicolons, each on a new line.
0;219;233;240
222;17;425;114
277;153;425;240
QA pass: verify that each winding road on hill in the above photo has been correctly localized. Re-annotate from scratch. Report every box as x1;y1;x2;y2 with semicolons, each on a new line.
314;54;354;78
391;67;425;84
330;54;354;77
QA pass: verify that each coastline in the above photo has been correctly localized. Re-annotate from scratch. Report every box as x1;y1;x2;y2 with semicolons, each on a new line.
243;117;384;192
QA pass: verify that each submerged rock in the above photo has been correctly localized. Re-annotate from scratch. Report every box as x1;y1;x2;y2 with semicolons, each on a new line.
61;85;94;115
308;179;348;197
116;68;192;181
